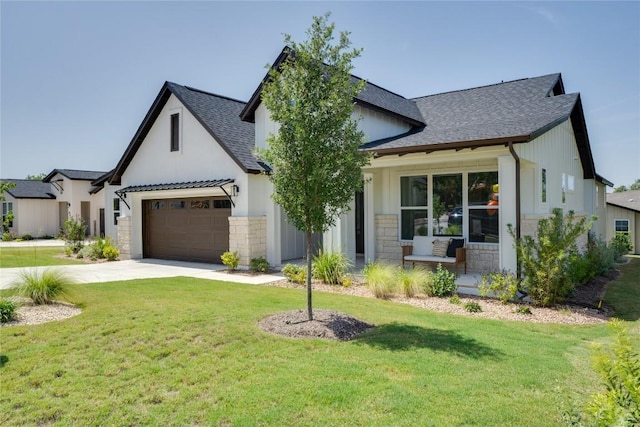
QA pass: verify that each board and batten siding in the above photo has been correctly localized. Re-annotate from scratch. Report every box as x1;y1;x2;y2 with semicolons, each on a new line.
515;119;585;215
4;196;59;237
606;204;639;254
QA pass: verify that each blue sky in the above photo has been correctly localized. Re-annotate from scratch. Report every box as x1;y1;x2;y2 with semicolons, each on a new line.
1;1;638;189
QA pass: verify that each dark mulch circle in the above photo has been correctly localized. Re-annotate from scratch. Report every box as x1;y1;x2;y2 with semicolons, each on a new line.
259;309;374;341
566;268;621;309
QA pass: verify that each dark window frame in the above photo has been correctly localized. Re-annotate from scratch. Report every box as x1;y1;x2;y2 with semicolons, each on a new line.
170;113;180;152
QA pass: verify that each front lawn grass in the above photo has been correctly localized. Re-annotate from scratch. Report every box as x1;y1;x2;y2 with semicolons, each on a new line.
604;255;640;321
0;247;83;268
0;277;617;426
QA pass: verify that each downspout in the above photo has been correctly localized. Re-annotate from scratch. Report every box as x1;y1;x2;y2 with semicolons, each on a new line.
508;142;521;279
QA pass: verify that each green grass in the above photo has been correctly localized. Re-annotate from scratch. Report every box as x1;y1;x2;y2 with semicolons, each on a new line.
1;276;626;426
604;255;640;322
0;247;83;268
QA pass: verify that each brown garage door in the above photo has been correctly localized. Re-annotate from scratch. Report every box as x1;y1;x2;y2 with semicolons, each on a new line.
143;197;231;263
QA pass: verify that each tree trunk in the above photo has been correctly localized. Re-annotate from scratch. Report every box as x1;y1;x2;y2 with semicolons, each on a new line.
306;230;313;321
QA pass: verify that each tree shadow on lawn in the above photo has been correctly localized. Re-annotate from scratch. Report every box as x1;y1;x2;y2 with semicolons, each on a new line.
353;322;504;360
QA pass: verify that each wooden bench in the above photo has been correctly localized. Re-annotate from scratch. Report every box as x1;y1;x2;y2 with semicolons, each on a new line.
402;236;467;274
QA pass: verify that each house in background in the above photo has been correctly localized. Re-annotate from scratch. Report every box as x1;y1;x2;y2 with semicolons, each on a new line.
1;179;58;237
0;169;108;238
106;48;610;274
42;169;108;237
606;190;640;254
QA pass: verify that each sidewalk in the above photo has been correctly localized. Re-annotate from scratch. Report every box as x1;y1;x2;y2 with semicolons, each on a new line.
0;258;284;290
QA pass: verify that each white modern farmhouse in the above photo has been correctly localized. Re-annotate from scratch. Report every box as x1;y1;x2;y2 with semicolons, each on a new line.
103;48;611;273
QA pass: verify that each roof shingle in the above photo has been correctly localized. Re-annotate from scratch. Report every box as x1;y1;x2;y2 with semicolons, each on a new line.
1;179;56;199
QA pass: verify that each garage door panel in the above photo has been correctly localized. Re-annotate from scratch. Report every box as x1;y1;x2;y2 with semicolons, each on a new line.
144;197;230;263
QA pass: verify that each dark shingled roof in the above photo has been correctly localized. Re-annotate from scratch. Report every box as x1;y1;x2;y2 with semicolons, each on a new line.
607;190;640;213
362;74;575;152
2;179;56;199
43;169;107;183
110;82;261;185
239;47;425;126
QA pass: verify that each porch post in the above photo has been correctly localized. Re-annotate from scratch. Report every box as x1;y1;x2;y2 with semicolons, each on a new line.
364;173;375;263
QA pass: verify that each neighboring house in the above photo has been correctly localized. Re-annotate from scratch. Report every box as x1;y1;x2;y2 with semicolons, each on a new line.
42;169;108;237
1;179;58;237
108;49;610;273
606;190;640;254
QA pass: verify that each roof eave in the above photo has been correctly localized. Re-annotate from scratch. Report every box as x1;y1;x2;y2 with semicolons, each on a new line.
366;135;530;157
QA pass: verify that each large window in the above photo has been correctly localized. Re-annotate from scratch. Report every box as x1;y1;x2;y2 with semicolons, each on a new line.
433;174;462;236
615;219;630;235
113;198;120;226
468;172;499;243
400;176;427;240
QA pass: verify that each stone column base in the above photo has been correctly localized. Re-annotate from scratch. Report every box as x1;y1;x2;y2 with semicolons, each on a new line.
229;216;267;266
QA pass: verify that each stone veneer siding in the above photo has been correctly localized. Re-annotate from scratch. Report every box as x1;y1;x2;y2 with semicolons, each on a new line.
228;216;267;266
375;215;402;262
466;244;499;273
116;216;131;260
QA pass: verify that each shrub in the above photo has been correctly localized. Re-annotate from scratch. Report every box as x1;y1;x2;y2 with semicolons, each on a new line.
362;262;396;299
0;299;18;323
282;264;306;285
396;267;430;298
2;232;14;241
21;234;33;241
63;216;87;254
580;319;640;426
12;268;74;305
514;306;532;315
509;209;593;307
103;245;119;261
610;233;633;260
428;263;457;297
478;270;519;304
312;250;352;285
63;245;74;257
220;251;240;271
449;295;461;305
250;257;270;273
464;301;482;313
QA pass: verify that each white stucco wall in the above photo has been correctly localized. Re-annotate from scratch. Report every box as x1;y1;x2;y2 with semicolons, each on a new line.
48;174;105;236
3;195;59;237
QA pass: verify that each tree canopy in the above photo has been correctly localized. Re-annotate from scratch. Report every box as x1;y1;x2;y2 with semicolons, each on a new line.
614;179;640;193
259;13;370;320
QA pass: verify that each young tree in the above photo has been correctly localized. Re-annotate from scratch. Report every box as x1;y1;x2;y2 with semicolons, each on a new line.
260;14;370;320
0;181;16;202
25;173;47;181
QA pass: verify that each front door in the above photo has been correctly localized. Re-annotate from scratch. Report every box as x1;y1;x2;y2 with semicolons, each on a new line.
81;202;90;236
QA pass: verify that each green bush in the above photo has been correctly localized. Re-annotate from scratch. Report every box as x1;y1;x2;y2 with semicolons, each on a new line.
396;267;430;298
63;216;87;254
580;319;640;426
509;209;593;307
464;301;482;313
514;306;532;315
21;234;33;241
282;264;306;285
610;233;633;259
0;299;18;323
478;270;519;304
250;257;270;273
11;268;74;305
2;232;14;241
449;295;461;305
362;262;396;299
428;263;457;297
103;245;119;261
220;251;239;271
312;250;352;285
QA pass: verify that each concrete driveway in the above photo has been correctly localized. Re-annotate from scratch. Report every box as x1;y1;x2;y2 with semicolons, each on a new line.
0;240;283;289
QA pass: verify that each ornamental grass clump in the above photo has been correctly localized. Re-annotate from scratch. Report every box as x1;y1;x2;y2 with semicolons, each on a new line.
396;266;430;298
362;262;396;299
312;250;352;285
12;268;74;305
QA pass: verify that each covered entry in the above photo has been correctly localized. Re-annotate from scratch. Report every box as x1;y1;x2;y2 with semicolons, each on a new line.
143;197;231;263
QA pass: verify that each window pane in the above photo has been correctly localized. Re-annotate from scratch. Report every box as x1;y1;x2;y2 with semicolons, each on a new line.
401;210;428;240
615;220;629;233
401;176;427;207
469;209;499;243
190;200;210;209
169;200;186;209
433;174;462;236
213;199;231;209
151;201;165;210
541;169;547;203
113;198;120;211
468;172;498;206
170;113;179;152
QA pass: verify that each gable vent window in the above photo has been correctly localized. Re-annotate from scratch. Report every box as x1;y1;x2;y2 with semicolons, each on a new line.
170;113;180;152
